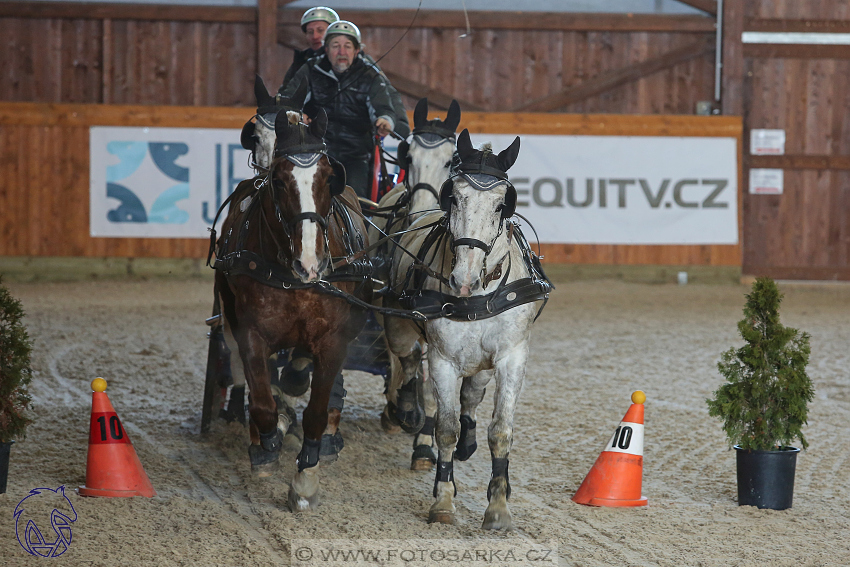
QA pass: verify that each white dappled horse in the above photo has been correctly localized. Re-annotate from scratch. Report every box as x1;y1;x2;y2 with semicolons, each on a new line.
383;129;550;529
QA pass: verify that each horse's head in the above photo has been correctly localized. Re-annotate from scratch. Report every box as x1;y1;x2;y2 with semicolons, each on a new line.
241;75;307;171
439;129;520;297
269;108;345;283
399;98;461;214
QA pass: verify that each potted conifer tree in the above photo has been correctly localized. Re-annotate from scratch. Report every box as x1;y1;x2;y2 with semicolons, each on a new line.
0;276;34;494
707;277;814;510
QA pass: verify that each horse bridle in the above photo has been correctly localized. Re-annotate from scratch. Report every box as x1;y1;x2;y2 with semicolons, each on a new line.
402;129;455;203
267;148;334;263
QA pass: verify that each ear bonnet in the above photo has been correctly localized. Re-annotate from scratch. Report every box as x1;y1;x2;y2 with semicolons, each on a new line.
273;107;346;196
397;98;460;173
439;129;521;219
241;75;307;153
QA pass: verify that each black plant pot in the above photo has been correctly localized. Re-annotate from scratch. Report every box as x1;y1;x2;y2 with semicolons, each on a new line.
0;441;14;494
735;445;799;510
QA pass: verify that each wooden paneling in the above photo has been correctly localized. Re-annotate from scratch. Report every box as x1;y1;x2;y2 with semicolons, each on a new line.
0;2;256;23
741;2;850;279
277;9;717;32
748;155;850;170
0;14;258;107
744;44;850;59
354;28;716;114
0;102;741;267
0;4;718;114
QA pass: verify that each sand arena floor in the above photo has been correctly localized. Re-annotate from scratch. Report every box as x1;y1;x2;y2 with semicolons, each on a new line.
1;275;849;566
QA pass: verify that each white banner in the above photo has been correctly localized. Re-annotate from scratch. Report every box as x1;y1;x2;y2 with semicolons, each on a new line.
467;134;739;245
89;127;737;245
89;126;254;238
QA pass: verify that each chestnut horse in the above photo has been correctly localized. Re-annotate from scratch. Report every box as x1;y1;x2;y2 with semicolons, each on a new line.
214;109;370;510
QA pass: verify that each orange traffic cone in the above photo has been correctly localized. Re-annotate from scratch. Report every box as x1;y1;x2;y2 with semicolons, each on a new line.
78;378;156;498
572;390;647;507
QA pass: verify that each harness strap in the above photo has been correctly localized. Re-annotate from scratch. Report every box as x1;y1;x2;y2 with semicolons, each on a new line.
452;237;492;255
410;182;440;202
396;275;550;322
290;211;328;231
206;181;252;266
337;195;449;284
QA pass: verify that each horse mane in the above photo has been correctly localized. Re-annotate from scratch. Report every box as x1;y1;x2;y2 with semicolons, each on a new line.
286;110;300;125
479;142;493;152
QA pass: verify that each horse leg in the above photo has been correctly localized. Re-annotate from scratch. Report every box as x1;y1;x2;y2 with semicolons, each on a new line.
287;339;348;512
482;344;528;530
319;371;345;461
411;346;437;470
454;370;492;462
426;351;460;525
275;392;302;452
232;328;281;477
382;318;425;433
380;352;403;434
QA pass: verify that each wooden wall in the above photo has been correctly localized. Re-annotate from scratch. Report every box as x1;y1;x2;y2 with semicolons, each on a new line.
0;5;260;106
0;2;718;114
0;102;741;266
2;1;849;278
736;0;850;280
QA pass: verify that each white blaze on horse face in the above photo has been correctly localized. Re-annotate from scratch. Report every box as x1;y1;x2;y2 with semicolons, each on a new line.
409;140;454;214
294;163;322;282
449;179;507;297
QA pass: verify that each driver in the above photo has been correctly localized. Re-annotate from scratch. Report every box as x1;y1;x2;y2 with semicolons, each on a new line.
278;20;410;198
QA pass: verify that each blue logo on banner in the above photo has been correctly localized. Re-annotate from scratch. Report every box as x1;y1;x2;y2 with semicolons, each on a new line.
106;141;190;224
14;486;78;557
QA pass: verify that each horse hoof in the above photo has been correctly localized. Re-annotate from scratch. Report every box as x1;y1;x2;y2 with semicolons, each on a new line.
380;405;402;434
392;387;424;434
411;444;436;471
248;443;280;477
287;486;319;511
428;510;455;525
319;431;344;463
482;508;513;531
280;365;310;397
411;458;434;471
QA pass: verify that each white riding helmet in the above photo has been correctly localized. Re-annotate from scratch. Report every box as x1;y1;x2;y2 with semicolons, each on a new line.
324;20;361;48
300;6;339;32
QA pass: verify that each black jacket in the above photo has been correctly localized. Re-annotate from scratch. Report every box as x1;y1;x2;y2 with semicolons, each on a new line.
279;54;409;162
281;47;321;88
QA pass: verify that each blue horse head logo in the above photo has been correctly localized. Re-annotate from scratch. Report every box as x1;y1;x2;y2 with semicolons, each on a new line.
14;486;78;557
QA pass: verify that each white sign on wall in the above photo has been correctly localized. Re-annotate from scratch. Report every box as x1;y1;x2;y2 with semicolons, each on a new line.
750;129;786;155
89;127;738;245
749;168;784;195
468;134;739;245
89;126;254;238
